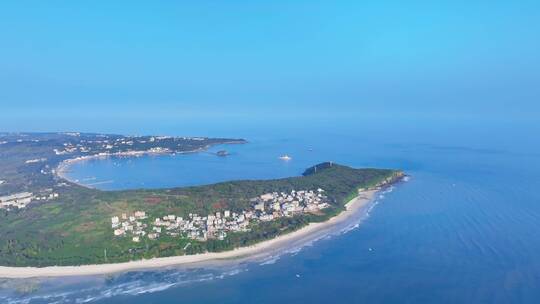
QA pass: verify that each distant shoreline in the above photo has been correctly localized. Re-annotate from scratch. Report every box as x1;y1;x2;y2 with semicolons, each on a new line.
0;189;379;279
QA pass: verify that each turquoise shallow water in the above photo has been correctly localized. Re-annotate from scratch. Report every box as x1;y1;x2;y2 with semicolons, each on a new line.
2;121;540;303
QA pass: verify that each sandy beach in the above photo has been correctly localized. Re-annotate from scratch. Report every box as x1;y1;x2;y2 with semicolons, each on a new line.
0;189;378;279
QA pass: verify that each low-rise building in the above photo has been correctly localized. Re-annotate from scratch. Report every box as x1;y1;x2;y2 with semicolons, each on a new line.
108;188;331;243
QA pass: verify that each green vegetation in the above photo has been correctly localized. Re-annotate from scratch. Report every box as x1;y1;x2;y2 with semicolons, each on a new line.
0;133;403;267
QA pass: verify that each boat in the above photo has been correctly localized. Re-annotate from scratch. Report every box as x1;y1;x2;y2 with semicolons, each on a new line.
279;155;292;161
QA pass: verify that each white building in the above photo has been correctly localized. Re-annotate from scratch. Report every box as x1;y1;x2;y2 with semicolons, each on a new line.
134;211;146;219
0;192;34;208
111;216;120;228
254;202;265;211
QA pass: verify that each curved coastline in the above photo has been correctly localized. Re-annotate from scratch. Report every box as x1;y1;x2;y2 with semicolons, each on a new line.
0;189;379;279
55;144;230;188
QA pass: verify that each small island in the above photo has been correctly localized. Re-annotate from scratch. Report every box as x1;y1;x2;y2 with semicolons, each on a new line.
0;132;404;278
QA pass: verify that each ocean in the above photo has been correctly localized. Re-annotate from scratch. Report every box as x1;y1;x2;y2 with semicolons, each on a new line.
2;119;539;303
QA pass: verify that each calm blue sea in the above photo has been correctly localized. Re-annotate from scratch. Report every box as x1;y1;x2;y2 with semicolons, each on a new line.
2;119;540;303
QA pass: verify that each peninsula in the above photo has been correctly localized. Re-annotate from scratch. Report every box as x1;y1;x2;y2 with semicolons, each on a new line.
0;132;403;277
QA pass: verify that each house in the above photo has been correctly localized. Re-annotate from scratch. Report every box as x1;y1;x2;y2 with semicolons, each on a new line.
254;202;265;211
318;203;330;209
134;211;146;219
260;193;274;201
260;214;274;221
111;216;120;228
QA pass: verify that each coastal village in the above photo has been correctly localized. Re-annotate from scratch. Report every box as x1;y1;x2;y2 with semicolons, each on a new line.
0;191;59;210
111;188;331;242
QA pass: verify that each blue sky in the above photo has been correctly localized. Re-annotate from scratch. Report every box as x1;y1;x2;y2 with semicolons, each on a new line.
0;1;539;132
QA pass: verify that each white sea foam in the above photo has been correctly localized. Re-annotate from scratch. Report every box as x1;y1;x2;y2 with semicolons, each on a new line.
133;283;176;295
259;255;280;265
